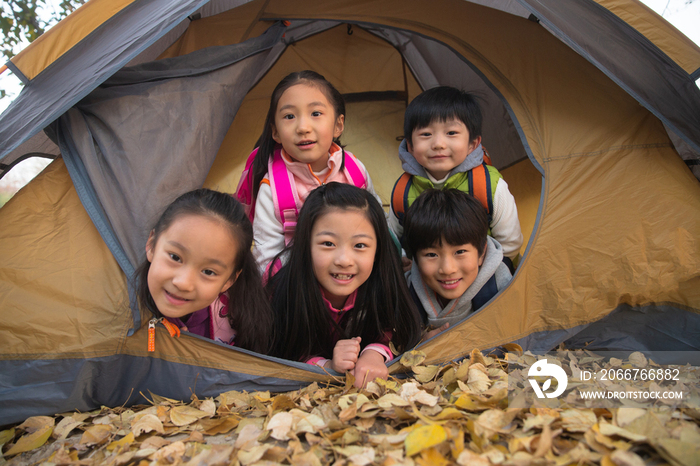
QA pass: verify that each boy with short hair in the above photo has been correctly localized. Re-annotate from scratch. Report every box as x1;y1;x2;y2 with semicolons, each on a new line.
390;86;523;266
404;189;512;329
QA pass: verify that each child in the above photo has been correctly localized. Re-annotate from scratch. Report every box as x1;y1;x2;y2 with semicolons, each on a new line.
403;189;512;330
267;182;422;387
135;188;273;354
390;86;523;268
236;70;379;271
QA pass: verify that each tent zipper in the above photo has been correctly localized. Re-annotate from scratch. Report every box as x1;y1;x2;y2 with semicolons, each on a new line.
148;318;181;352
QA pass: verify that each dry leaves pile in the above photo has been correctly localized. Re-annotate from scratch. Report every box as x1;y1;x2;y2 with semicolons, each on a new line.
2;348;699;466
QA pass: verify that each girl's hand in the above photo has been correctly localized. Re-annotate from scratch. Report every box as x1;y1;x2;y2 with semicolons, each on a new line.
351;349;388;388
331;337;362;373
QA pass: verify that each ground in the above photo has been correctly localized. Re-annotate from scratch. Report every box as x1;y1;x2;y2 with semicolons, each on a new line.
2;349;699;466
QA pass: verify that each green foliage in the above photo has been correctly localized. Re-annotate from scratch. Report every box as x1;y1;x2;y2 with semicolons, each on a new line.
1;0;85;60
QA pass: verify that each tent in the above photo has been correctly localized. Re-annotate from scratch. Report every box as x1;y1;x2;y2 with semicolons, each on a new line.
1;0;699;425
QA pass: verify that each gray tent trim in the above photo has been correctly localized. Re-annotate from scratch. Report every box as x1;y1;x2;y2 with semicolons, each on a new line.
3;59;28;85
564;303;700;353
0;0;210;163
0;350;325;427
518;0;700;154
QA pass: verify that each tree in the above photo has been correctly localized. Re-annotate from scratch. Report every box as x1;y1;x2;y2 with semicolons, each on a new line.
1;0;85;97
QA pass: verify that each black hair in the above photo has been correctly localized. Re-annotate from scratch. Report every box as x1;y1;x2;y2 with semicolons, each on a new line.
134;188;273;354
404;86;482;145
250;70;346;201
403;189;489;259
267;182;422;362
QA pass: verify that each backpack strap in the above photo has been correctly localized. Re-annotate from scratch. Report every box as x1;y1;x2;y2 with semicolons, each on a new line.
268;148;299;246
467;162;493;218
471;274;498;311
342;149;367;189
391;173;413;225
234;147;260;222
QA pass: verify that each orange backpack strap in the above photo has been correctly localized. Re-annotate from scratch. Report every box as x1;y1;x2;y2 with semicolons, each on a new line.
468;162;493;217
391;173;413;224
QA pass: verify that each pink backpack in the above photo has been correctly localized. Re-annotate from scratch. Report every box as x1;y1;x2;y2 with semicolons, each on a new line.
235;145;367;245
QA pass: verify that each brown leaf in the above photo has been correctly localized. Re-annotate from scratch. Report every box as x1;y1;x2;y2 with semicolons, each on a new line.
470;348;487;367
79;424;113;446
199;416;239;435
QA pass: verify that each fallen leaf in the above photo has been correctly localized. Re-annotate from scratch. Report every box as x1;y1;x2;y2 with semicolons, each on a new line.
457;449;491;466
5;424;53;456
0;428;15;447
235;423;262;449
628;352;647;368
561;409;597;433
80;424;113;446
106;432;135;451
53;416;84;440
267;412;294;440
140;436;170;450
199;399;217;416
152;440;186;463
169;405;209;426
405;424;447;456
413;365;440;383
377;393;410;408
131;413;165;437
400;350;427;367
609;449;646;466
237;444;270;465
199;416;239;435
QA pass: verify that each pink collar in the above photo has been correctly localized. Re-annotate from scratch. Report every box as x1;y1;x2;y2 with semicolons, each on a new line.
321;288;357;313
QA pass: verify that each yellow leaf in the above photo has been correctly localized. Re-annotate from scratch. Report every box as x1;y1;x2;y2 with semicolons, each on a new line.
456;361;470;381
5;425;53;456
0;428;15;446
106;432;135;451
376;378;401;392
433;407;464;421
252;391;271;402
405;424;447;457
400;350;426;368
417;447;449;466
271;394;296;411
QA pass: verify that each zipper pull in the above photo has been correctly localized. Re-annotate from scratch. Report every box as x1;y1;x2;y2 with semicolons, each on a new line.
147;318;161;352
162;319;181;338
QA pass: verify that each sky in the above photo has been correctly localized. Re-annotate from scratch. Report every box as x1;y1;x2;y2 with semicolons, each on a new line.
0;0;699;194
